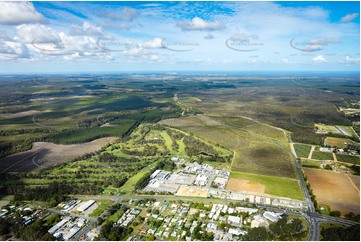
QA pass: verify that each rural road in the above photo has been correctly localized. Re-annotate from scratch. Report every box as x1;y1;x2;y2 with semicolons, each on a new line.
222;117;359;241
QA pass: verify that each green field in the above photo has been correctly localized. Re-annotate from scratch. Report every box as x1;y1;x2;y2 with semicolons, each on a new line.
90;200;113;217
230;172;304;200
301;159;320;169
311;151;334;161
119;161;158;194
336;154;360;164
294;143;312;158
335;125;359;138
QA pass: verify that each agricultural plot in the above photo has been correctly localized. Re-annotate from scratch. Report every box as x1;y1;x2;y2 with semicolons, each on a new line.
311;151;334;161
229;172;303;200
300;159;321;169
335;125;359;138
336;154;360;164
315;124;339;134
303;168;360;215
294;143;312;158
160;115;296;178
324;137;358;148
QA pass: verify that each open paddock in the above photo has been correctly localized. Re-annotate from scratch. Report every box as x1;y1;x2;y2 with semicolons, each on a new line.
226;178;265;194
324;137;358;148
303;168;360;215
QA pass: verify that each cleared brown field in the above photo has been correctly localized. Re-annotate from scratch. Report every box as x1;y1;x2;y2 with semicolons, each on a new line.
0;137;118;172
303;168;360;215
324;137;357;148
226;178;265;194
175;185;208;197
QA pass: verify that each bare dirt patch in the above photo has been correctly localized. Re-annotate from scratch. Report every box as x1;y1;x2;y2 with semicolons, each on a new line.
0;137;118;172
175;185;208;197
303;168;360;215
226;178;265;194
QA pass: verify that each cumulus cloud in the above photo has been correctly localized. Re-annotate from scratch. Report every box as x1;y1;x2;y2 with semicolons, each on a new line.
0;40;30;60
123;45;160;61
177;17;225;31
69;22;105;37
0;2;44;25
340;55;360;64
341;13;359;23
312;55;327;63
15;24;61;44
141;38;163;49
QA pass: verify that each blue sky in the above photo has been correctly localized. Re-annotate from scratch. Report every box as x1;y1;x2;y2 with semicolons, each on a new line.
0;1;359;73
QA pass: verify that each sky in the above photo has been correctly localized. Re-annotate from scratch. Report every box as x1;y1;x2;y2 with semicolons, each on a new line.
0;0;359;73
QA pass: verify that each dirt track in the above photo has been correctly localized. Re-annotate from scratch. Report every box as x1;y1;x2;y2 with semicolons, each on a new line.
0;137;118;172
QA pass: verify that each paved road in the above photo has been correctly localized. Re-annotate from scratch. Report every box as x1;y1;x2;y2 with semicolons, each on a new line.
222;119;358;241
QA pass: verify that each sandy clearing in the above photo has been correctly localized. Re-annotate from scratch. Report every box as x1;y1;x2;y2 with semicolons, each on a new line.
303;168;360;215
175;185;208;197
226;178;265;194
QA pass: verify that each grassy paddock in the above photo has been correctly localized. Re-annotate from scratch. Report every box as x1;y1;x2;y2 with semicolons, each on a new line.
119;161;158;194
336;154;360;164
311;151;334;161
90;200;113;217
294;143;312;158
230;172;304;200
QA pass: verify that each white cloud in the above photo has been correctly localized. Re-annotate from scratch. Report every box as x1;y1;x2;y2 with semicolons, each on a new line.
341;55;360;64
15;24;61;44
69;22;105;37
312;55;327;63
341;13;359;23
0;2;44;25
101;7;139;21
141;38;163;49
177;17;225;31
0;40;29;60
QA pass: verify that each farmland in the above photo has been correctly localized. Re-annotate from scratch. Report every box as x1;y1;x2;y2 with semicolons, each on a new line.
324;137;358;148
336;154;360;164
229;172;304;200
311;151;334;161
160;115;295;178
0;73;359;208
303;168;360;215
294;143;313;158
